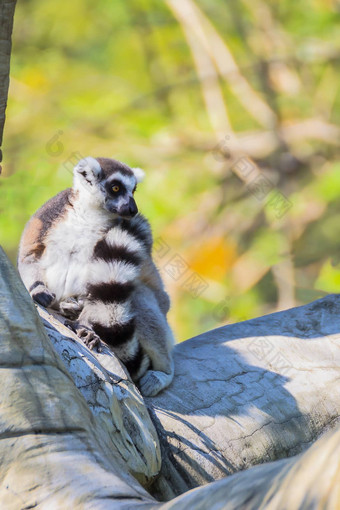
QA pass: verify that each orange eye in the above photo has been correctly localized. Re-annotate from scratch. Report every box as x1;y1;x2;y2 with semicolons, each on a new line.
112;185;120;193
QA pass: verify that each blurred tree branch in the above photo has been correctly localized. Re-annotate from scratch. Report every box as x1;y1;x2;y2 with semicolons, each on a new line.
166;0;277;129
0;0;16;166
166;0;232;136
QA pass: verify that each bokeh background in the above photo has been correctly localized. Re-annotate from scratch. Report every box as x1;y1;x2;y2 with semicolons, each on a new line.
0;0;339;341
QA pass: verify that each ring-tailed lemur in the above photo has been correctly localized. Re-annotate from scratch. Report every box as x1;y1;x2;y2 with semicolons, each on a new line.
18;157;174;397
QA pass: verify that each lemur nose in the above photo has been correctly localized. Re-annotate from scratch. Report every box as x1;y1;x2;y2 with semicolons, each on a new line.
129;197;138;216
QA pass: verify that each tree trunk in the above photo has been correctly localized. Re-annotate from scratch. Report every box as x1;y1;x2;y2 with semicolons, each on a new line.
38;305;161;487
0;0;16;165
0;247;339;509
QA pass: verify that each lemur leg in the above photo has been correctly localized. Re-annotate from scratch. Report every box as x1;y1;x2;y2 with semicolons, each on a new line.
133;286;175;397
65;318;102;352
17;220;56;307
20;262;56;307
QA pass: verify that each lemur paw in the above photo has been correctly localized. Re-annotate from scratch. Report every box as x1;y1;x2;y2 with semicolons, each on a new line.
138;370;173;397
31;284;56;308
59;297;84;319
78;327;102;352
64;321;102;352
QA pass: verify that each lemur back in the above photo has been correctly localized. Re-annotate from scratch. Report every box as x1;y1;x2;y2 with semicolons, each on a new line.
18;157;174;397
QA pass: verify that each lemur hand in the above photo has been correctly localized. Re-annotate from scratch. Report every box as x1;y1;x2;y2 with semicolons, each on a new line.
59;296;84;319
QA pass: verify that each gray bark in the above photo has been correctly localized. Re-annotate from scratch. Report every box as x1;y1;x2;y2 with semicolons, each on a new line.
0;0;16;164
148;296;340;499
38;307;161;487
161;424;340;510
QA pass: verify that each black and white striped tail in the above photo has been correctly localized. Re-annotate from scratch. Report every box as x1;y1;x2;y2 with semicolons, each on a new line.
83;221;150;379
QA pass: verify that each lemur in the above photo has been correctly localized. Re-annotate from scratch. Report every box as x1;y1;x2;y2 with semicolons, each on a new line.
18;157;174;397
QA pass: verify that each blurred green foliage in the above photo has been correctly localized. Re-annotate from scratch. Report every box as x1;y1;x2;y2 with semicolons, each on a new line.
0;0;339;341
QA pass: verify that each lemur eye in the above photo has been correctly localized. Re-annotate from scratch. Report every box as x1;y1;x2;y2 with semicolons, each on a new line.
112;185;120;193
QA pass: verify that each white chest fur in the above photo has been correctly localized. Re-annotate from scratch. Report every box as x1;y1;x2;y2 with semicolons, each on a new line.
42;202;111;300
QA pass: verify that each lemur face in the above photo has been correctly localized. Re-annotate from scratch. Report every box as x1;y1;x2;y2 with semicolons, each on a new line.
74;157;145;218
102;172;138;217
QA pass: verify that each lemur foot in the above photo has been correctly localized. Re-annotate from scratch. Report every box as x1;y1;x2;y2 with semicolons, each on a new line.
31;283;56;308
78;327;103;352
138;370;173;397
59;297;84;319
65;320;102;352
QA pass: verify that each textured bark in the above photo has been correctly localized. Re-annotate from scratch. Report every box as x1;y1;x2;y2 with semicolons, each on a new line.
1;246;340;509
161;424;340;510
38;307;161;487
0;247;157;509
148;296;340;499
0;0;16;163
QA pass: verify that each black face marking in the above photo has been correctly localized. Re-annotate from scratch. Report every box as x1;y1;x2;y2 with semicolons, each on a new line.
88;282;135;303
91;319;135;347
93;239;142;266
105;179;127;197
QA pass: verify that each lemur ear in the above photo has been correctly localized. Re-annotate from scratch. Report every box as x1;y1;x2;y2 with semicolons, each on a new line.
74;157;103;182
132;167;145;183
